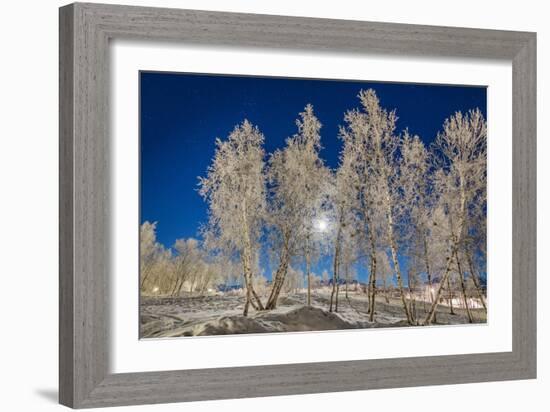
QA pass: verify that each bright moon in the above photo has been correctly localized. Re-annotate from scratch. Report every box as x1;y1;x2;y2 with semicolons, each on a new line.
315;218;328;232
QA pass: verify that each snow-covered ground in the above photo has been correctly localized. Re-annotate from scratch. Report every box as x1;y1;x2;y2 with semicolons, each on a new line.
140;290;486;338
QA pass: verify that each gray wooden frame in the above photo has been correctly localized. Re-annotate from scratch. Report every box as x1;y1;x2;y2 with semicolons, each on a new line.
59;2;536;408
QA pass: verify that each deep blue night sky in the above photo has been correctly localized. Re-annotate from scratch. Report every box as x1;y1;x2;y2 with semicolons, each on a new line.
140;71;486;281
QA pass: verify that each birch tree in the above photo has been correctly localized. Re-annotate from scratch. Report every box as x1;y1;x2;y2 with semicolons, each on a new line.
463;228;487;310
328;164;359;312
399;131;432;322
341;89;414;324
334;227;362;312
140;221;170;293
199;120;266;316
283;266;304;294
339;103;378;320
423;109;487;324
170;238;201;296
462;158;488;311
265;104;330;309
321;269;330;286
376;249;393;304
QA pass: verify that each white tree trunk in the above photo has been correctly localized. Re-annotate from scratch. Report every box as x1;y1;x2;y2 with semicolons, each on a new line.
423;169;467;325
240;203;264;314
467;251;487;311
423;234;436;322
385;198;414;325
265;236;291;309
454;249;473;323
306;235;312;306
330;223;342;312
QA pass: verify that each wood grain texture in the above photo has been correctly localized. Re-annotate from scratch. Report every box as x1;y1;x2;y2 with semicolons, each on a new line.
512;35;537;374
59;2;537;408
59;4;74;406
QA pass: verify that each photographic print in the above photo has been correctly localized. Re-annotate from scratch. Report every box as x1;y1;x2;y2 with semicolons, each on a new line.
139;72;487;338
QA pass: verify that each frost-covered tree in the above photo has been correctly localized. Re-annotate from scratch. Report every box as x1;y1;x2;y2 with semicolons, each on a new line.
332;223;360;312
325;163;362;313
398;131;432;322
140;222;224;296
463;214;487;311
199;120;266;316
252;273;269;296
342;261;358;299
170;238;201;296
191;259;219;295
265;105;330;309
340;89;414;323
321;269;330;286
293;268;306;292
376;249;393;304
216;258;244;290
283;265;304;294
140;221;171;293
309;272;322;290
423;109;487;324
461;150;488;311
339;106;375;318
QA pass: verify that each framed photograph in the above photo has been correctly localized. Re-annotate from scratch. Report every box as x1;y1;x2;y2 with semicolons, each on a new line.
59;2;536;408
